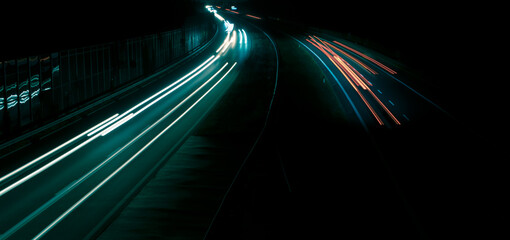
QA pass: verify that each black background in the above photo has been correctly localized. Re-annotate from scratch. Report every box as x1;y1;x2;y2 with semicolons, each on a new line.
1;1;505;238
0;1;196;60
241;0;505;140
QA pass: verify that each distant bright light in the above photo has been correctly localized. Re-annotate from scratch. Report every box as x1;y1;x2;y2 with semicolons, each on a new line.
224;20;234;33
231;6;237;10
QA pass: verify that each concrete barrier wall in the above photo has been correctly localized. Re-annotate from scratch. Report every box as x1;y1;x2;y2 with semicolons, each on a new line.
0;20;215;139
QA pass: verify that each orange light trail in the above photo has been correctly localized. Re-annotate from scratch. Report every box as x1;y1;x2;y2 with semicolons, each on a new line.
307;35;400;125
311;35;378;75
322;40;378;75
226;9;240;14
309;37;371;89
307;38;383;125
332;40;397;75
246;14;262;20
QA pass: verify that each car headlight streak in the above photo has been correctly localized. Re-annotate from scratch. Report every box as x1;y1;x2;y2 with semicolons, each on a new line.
31;61;238;240
207;4;248;50
0;5;245;200
0;7;247;239
237;29;248;46
86;55;217;138
242;29;248;45
224;20;234;33
0;53;222;197
214;12;225;21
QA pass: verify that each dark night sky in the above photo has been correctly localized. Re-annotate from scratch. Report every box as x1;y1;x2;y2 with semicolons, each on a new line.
1;1;197;60
0;1;506;228
2;0;475;69
236;0;505;139
1;1;499;101
243;0;472;70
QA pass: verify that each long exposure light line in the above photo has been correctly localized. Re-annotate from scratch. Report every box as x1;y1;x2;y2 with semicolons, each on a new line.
332;40;397;74
87;55;217;138
246;14;262;20
309;37;383;123
317;37;378;75
242;29;247;44
293;36;368;131
0;114;119;185
33;62;238;240
307;35;400;125
216;31;231;53
0;55;218;197
131;55;220;118
3;63;231;240
0;134;100;198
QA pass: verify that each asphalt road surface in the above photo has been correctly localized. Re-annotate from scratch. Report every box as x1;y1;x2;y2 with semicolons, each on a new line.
0;6;503;240
0;10;256;239
205;7;503;240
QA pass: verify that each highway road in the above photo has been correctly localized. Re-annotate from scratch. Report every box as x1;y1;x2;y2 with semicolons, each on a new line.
291;33;451;130
0;5;503;240
206;6;503;240
0;9;264;239
222;5;450;130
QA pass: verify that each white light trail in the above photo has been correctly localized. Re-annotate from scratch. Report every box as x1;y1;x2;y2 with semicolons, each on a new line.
214;12;224;21
216;31;231;53
0;55;218;198
1;61;229;238
87;55;217;138
86;114;123;137
0;134;99;198
242;29;247;44
231;30;237;48
131;55;220;117
0;113;119;185
100;113;135;136
220;30;236;53
224;21;234;33
33;62;238;240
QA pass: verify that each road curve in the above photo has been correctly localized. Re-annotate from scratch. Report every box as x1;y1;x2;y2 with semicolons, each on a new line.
0;10;257;239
